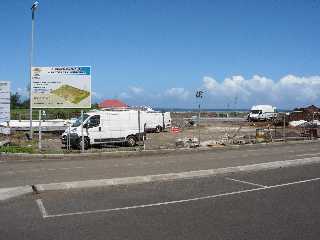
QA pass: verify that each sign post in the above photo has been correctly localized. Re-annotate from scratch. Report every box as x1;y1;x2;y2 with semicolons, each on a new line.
81;110;84;153
30;66;91;152
38;110;42;151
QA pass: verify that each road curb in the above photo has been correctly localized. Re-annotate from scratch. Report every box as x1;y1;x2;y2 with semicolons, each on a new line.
0;186;33;201
36;156;320;192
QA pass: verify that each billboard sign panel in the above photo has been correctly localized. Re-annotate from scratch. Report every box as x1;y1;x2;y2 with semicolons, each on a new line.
0;81;10;123
31;66;91;108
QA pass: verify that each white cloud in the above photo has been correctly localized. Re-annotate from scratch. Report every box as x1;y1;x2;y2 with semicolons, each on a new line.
129;86;144;94
16;87;29;98
119;92;131;99
92;91;102;99
202;75;320;108
117;86;144;100
165;88;190;100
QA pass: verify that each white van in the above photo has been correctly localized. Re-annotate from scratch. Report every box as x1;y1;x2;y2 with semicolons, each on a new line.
61;109;146;149
141;111;171;132
248;105;277;121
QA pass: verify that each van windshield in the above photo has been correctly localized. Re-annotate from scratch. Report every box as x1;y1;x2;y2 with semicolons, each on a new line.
72;114;90;127
251;110;261;114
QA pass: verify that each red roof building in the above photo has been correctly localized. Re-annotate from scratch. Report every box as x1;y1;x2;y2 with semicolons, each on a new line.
99;99;128;109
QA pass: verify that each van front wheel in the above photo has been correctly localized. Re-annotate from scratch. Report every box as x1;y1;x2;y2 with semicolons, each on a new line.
78;137;90;150
127;136;136;147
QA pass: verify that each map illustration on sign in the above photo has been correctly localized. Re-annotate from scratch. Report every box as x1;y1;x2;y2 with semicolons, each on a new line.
51;85;90;104
31;66;91;108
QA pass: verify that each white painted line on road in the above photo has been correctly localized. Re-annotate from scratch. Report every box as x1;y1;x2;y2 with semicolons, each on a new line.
225;177;267;188
3;166;86;174
39;176;320;219
296;153;320;157
36;199;48;218
0;186;32;201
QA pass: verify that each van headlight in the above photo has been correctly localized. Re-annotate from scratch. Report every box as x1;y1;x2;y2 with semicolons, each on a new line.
71;128;77;133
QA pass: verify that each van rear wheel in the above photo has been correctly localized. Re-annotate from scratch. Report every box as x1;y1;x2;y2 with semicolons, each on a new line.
127;136;136;147
155;126;162;133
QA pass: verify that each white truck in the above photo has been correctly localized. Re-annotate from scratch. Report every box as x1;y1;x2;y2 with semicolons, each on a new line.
248;105;277;121
141;110;171;132
61;109;146;149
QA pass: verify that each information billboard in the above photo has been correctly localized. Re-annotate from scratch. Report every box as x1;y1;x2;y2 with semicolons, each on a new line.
31;66;91;108
0;81;10;123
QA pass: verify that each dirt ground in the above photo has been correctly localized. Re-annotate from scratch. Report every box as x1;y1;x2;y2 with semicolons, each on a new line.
0;116;317;154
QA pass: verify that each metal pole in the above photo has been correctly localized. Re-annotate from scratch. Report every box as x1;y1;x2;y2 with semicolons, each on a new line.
283;113;286;142
38;110;41;151
29;9;35;140
81;110;84;152
138;110;141;146
67;124;71;151
198;103;201;145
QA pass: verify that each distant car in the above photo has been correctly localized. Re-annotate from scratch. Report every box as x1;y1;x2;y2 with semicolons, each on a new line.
248;105;277;121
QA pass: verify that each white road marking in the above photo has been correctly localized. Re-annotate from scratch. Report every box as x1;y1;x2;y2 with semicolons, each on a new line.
296;152;320;157
225;177;267;188
2;166;86;174
39;176;320;219
36;199;48;218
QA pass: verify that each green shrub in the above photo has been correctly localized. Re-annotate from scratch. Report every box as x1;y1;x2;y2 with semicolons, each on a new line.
0;146;34;154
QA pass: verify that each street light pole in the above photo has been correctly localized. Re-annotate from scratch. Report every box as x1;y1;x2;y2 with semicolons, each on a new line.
29;1;39;140
196;90;204;146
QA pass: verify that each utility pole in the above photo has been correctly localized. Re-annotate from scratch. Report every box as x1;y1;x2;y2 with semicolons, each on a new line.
29;1;39;140
196;90;204;146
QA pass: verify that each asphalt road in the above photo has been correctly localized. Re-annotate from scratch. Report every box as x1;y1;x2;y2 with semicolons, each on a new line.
0;141;320;188
1;162;320;239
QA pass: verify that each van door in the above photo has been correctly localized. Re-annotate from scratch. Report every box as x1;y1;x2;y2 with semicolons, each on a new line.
86;115;101;144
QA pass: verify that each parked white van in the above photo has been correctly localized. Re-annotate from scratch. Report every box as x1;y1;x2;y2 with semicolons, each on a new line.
61;109;146;149
248;105;277;121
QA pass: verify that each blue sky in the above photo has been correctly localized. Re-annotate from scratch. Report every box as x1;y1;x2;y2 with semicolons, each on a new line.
1;0;320;109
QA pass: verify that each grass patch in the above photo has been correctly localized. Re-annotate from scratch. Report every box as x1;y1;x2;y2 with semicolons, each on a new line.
0;145;35;154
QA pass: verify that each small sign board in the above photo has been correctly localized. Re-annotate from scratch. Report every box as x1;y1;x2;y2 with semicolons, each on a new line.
31;66;91;109
0;81;10;123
